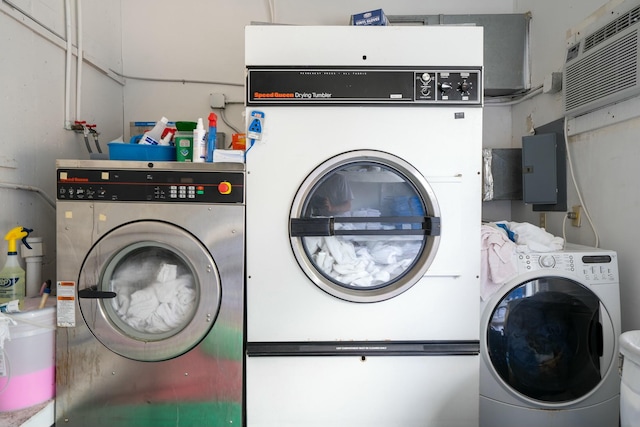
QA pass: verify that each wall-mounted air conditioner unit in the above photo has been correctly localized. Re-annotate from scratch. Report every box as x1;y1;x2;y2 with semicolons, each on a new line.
564;0;640;118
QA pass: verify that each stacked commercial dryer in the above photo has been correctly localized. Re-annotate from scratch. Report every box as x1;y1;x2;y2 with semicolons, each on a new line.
244;25;484;426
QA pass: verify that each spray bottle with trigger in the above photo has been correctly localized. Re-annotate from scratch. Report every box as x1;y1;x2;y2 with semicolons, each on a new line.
206;112;218;162
0;226;33;311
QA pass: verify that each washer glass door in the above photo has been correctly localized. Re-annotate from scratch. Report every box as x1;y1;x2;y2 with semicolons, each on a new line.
487;276;613;403
290;151;441;303
78;221;221;362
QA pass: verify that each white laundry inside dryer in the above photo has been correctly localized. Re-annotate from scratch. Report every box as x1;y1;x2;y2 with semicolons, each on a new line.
306;231;422;287
300;164;428;289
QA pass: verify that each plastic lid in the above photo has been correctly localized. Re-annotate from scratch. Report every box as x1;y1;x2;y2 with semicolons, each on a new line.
208;112;218;127
620;330;640;364
161;128;175;138
175;121;198;131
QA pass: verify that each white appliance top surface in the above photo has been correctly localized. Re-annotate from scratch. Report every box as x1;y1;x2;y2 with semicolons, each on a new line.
245;25;483;66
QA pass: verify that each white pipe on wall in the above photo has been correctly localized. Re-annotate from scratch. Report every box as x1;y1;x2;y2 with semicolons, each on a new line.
64;0;72;129
0;2;124;85
0;182;56;209
75;0;83;121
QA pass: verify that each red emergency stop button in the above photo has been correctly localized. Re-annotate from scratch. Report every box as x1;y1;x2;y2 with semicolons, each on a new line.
218;181;232;194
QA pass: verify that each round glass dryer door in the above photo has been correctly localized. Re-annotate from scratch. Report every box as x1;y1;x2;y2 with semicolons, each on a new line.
78;221;221;362
290;151;441;303
486;276;614;403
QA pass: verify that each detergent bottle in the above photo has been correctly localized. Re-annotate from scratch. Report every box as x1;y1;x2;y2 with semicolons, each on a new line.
192;118;206;162
139;116;169;145
0;226;33;310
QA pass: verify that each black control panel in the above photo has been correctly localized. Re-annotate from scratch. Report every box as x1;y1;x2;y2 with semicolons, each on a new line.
414;71;480;102
246;67;482;106
57;168;244;203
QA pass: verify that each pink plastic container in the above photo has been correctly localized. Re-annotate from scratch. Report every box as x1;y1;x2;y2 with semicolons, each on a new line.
0;299;55;412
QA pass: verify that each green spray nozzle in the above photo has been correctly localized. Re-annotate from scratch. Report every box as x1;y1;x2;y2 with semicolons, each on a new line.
4;226;33;253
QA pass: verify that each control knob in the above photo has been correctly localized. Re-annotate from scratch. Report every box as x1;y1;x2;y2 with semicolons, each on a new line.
458;80;472;94
539;255;556;268
419;73;432;96
438;82;452;93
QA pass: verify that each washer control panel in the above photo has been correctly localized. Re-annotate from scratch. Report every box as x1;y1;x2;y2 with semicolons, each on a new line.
57;168;244;203
516;251;619;284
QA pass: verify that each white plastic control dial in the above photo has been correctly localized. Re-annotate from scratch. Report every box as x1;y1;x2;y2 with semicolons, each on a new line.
539;255;556;268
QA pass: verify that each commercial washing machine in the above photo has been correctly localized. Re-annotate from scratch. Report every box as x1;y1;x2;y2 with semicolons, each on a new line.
55;160;245;427
480;244;621;427
244;25;483;426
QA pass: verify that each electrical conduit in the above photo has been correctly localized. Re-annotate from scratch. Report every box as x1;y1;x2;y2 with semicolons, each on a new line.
75;0;82;121
64;0;72;129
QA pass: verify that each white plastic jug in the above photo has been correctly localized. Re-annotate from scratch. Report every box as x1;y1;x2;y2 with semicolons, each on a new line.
620;330;640;427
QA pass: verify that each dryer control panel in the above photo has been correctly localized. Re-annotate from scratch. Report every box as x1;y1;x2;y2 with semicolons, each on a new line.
247;67;482;106
57;168;244;203
515;251;619;284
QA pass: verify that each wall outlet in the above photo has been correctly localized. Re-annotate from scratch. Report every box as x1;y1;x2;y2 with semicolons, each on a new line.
540;212;546;229
570;205;582;227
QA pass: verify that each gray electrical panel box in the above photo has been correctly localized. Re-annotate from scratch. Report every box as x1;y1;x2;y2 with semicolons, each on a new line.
522;133;557;204
521;125;567;212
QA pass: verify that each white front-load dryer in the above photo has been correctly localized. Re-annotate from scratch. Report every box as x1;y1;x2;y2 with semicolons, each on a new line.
245;25;484;427
480;243;621;427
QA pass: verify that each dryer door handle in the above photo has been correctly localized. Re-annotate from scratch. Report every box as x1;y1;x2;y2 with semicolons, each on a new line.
589;317;604;358
595;321;603;357
290;216;441;237
78;285;117;299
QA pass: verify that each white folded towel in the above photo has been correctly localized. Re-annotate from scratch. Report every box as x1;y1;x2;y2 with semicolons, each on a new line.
504;221;564;253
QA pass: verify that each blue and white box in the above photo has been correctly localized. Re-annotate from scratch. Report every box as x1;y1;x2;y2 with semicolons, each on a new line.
351;9;389;26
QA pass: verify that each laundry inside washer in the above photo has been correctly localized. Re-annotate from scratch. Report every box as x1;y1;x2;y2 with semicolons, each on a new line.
106;244;197;335
488;280;602;401
480;244;621;427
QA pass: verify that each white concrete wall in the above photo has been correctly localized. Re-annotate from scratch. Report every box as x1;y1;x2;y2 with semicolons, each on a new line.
120;0;515;150
0;1;123;285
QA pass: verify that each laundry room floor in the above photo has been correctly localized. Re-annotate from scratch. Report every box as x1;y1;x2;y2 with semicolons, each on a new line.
5;400;53;426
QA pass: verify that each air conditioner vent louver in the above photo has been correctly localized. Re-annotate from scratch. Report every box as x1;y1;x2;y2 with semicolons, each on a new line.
584;6;640;51
564;0;640;117
565;31;637;114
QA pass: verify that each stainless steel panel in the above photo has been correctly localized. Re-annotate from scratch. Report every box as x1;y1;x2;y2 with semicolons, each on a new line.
56;158;245;172
55;160;245;427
